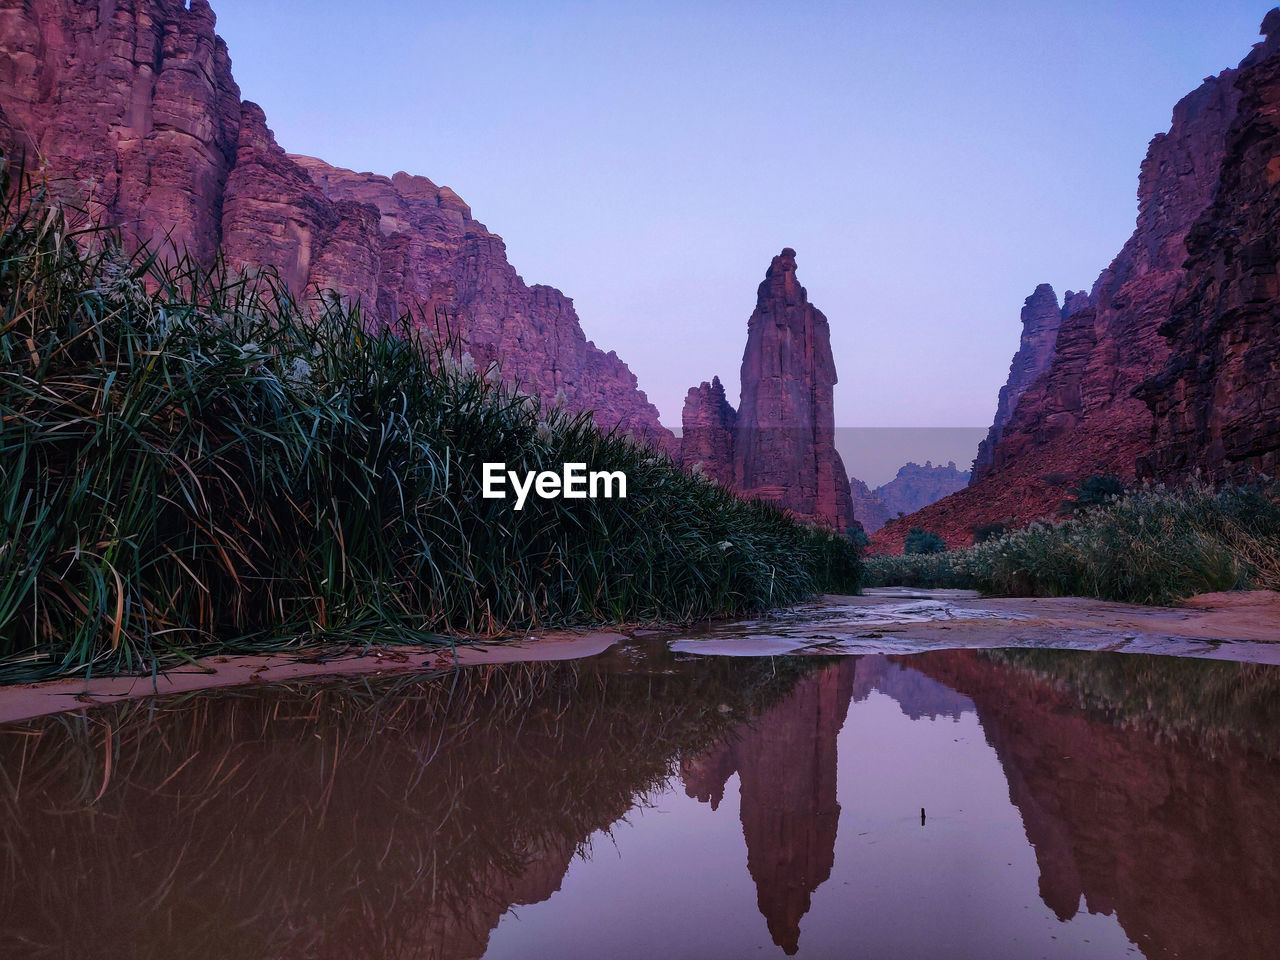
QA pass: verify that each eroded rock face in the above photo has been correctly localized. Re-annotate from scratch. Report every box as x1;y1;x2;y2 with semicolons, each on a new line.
849;476;892;534
0;0;671;442
681;250;855;531
972;284;1072;481
1138;16;1280;481
0;0;242;264
736;249;855;530
679;376;737;487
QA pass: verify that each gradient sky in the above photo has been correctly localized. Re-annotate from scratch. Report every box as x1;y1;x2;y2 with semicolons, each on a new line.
211;0;1269;431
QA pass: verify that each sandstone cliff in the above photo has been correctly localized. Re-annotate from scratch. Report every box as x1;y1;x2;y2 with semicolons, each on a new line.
850;476;893;534
0;0;671;442
1138;12;1280;481
971;284;1085;480
679;376;737;487
681;249;855;532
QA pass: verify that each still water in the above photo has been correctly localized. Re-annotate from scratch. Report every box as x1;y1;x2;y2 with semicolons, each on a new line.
2;644;1278;959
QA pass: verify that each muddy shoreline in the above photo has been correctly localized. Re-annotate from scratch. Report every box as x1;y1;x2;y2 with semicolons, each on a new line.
3;588;1278;725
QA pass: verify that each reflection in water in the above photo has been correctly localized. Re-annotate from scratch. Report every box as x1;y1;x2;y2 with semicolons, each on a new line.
682;662;853;954
1;647;1279;958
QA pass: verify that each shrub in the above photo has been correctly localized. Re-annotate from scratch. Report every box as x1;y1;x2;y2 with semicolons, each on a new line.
1059;473;1126;514
904;527;946;555
971;521;1007;544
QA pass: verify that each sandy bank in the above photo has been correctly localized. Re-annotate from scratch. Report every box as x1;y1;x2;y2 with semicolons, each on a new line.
0;631;623;726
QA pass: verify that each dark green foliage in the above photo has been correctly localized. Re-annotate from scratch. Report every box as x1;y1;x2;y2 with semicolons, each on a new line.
904;527;946;555
1059;473;1126;514
864;482;1280;605
0;163;861;678
970;521;1007;545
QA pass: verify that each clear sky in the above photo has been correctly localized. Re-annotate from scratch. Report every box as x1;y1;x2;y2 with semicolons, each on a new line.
211;0;1269;431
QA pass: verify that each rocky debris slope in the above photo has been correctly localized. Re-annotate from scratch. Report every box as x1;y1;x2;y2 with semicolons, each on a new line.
680;249;855;531
0;0;670;442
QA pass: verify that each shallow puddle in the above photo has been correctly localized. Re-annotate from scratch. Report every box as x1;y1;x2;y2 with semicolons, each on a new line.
2;642;1279;959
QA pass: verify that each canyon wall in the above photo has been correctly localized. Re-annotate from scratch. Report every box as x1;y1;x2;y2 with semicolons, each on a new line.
0;0;671;442
874;23;1258;551
1138;12;1280;481
681;249;855;532
971;284;1087;481
850;476;893;534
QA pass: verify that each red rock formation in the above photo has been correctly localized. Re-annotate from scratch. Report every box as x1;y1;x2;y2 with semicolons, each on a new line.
681;660;856;955
849;476;892;534
679;376;737;487
681;250;856;531
972;284;1071;480
736;249;855;531
1138;13;1280;481
0;0;241;264
0;0;671;442
874;46;1247;552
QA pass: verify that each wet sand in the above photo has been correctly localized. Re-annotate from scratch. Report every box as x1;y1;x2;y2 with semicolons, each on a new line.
4;588;1279;724
0;631;624;726
668;588;1280;662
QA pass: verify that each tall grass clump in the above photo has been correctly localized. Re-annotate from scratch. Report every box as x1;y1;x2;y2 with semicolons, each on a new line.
0;162;860;678
864;482;1280;605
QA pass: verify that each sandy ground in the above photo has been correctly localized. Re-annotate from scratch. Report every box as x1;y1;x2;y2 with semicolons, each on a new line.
3;588;1279;725
0;631;623;726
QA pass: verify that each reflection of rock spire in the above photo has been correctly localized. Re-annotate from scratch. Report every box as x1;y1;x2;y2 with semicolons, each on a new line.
682;661;856;954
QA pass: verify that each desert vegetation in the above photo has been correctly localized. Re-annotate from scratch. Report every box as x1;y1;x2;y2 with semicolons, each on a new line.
0;164;860;680
864;482;1280;605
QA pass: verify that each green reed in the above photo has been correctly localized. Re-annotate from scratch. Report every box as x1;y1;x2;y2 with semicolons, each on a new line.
0;160;861;679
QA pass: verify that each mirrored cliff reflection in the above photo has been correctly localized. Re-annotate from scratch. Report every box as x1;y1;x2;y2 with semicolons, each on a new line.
3;647;1280;959
679;656;974;954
